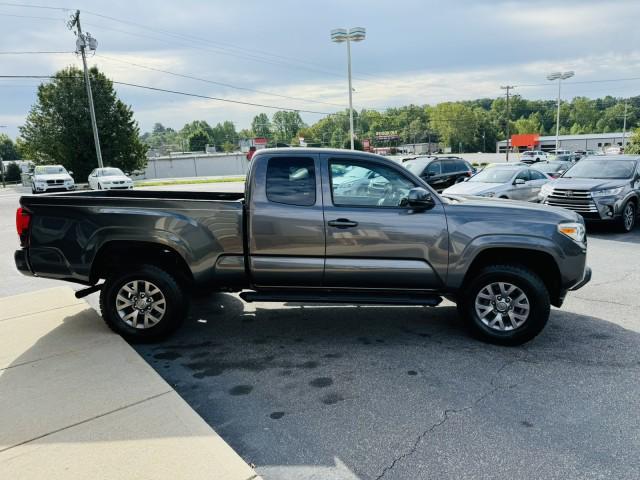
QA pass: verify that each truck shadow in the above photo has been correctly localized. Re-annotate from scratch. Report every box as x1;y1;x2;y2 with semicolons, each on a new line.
135;292;640;477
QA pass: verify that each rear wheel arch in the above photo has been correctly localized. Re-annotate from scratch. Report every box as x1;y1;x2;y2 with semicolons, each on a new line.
90;241;194;287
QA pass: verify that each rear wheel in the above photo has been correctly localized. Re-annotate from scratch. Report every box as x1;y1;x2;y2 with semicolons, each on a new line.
618;201;636;233
100;264;188;342
457;264;550;346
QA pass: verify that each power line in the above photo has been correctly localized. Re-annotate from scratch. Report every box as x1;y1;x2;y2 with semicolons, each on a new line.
95;54;346;108
82;10;386;86
0;2;69;11
0;75;336;114
0;51;72;54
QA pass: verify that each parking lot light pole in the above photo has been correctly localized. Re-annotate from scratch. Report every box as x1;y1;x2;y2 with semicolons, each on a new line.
500;85;515;161
331;27;366;150
547;71;574;152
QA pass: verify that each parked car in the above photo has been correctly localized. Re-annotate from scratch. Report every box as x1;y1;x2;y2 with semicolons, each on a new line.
532;161;572;179
403;156;476;192
539;155;640;232
88;167;134;190
551;153;578;163
15;148;591;346
442;165;551;201
520;150;548;163
30;165;75;194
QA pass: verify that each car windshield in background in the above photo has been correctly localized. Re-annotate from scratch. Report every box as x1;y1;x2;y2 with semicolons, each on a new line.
534;162;567;173
563;160;636;179
469;167;516;183
403;159;430;175
35;166;66;175
102;168;124;176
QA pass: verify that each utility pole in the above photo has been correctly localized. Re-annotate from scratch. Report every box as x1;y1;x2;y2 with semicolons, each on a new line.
622;100;628;150
68;10;103;168
0;155;5;189
500;85;515;161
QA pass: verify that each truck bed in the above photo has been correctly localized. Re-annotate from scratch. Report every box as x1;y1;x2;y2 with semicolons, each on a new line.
19;189;246;286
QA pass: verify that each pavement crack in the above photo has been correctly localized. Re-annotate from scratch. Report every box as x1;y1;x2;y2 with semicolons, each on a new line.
374;359;517;480
570;295;638;308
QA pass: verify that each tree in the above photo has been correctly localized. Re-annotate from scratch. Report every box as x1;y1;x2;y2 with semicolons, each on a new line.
625;127;640;154
0;134;20;160
430;103;477;151
5;162;22;182
343;138;363;151
188;129;210;151
251;113;271;138
20;66;147;179
272;111;306;143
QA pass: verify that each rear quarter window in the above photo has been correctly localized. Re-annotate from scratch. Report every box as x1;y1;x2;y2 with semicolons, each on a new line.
265;157;316;206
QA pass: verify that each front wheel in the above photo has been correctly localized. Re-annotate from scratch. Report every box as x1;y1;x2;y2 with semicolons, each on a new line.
457;264;550;346
618;201;636;233
100;264;188;342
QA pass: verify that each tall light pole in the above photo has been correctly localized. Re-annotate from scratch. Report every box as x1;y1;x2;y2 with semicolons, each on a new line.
622;100;628;150
331;27;366;150
500;85;515;161
547;71;574;152
68;10;104;168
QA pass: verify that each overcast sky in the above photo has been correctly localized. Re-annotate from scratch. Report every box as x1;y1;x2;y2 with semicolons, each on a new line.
1;0;640;138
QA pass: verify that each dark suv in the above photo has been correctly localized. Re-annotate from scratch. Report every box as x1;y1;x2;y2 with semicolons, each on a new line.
403;156;475;192
539;155;640;232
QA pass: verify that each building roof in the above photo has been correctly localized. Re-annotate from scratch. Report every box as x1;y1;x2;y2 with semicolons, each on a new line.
497;132;626;145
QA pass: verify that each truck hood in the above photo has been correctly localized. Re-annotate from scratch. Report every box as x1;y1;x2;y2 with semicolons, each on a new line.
443;193;580;222
548;178;629;191
33;173;73;182
443;181;502;196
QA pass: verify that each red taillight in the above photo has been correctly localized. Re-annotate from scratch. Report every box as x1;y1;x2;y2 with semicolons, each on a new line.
16;207;31;237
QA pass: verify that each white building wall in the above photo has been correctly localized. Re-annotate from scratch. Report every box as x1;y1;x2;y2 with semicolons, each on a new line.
143;153;250;179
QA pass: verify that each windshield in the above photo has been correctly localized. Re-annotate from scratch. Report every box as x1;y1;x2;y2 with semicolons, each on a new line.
403;159;430;175
563;160;636;179
469;168;516;183
35;166;67;175
534;162;566;173
101;168;125;176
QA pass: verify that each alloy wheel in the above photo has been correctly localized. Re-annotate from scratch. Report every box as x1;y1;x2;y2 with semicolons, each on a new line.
115;280;166;329
623;203;635;231
474;282;530;331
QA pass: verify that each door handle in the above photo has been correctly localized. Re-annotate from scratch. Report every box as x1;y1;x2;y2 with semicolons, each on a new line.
328;218;358;229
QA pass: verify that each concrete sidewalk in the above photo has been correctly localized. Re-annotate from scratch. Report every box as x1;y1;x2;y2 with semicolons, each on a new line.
0;286;260;480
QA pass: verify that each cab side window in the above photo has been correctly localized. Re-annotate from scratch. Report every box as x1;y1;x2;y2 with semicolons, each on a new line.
265;157;316;206
330;160;415;207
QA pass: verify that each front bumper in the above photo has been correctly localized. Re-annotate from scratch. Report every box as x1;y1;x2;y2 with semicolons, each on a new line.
34;185;76;192
570;266;592;291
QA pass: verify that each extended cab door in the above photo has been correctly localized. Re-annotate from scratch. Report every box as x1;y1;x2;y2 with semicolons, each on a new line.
247;153;325;287
321;154;449;290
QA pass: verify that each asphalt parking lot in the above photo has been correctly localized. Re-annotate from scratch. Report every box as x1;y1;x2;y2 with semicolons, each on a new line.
2;184;639;479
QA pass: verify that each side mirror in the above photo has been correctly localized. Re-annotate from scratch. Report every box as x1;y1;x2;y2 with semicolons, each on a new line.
68;171;74;176
514;178;526;185
404;187;435;210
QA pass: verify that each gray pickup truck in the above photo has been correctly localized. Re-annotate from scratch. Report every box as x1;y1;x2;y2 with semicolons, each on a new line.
15;148;591;345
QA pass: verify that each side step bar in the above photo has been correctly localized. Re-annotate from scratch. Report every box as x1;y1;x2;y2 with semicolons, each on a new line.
239;291;442;306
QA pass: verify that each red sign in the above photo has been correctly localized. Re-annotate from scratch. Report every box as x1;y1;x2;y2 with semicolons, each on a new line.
362;139;371;151
511;134;539;148
254;137;267;146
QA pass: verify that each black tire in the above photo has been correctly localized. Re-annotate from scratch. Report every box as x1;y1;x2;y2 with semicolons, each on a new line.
97;183;102;190
457;264;550;346
100;264;188;343
618;201;636;233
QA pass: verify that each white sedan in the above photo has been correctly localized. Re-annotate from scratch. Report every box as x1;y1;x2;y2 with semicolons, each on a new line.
88;167;134;190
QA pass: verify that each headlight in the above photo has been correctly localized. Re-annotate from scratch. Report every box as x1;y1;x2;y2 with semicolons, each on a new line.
591;187;624;197
558;222;586;243
478;191;495;197
540;183;554;196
